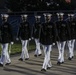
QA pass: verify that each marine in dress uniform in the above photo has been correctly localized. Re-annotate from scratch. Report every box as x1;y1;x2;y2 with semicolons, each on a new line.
0;14;13;66
32;15;42;57
40;13;56;71
17;15;31;61
56;13;67;65
67;14;76;60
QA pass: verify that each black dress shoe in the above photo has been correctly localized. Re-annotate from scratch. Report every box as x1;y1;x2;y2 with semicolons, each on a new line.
6;63;11;65
68;57;72;60
34;55;37;57
57;61;61;65
47;67;51;70
41;68;46;71
18;58;23;61
25;58;29;60
38;54;42;56
72;56;74;58
61;62;64;64
0;63;3;66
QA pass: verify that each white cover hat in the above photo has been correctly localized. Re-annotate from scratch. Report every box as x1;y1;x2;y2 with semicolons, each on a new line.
21;14;28;18
60;13;64;16
57;13;64;16
43;13;52;17
1;14;9;18
68;14;71;17
57;13;60;16
70;14;74;17
47;14;52;17
35;16;41;19
68;14;74;17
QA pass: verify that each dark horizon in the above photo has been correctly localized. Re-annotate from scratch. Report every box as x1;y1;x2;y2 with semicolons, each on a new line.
0;0;76;12
0;0;5;9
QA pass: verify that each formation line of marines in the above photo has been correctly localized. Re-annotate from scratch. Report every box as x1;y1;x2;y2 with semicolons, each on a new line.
0;13;76;71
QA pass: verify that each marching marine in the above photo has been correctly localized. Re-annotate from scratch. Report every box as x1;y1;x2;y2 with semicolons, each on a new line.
40;13;56;71
32;15;42;57
67;14;76;60
56;13;70;65
0;14;13;66
17;14;31;61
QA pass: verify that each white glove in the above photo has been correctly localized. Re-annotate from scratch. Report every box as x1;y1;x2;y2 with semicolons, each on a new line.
53;43;55;45
29;38;31;41
11;42;14;45
16;38;19;41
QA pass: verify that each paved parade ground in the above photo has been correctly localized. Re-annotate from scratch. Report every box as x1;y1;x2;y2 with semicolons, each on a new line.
0;47;76;75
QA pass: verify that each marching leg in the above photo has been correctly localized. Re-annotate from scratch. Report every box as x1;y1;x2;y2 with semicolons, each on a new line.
61;41;66;63
68;39;75;60
67;40;73;60
24;40;29;60
41;45;48;71
47;45;52;69
47;60;52;69
0;45;3;65
57;42;62;65
0;43;10;66
0;44;6;66
34;39;42;57
34;39;39;57
71;39;75;57
19;40;29;61
19;40;25;61
41;45;52;71
57;41;66;65
37;42;42;56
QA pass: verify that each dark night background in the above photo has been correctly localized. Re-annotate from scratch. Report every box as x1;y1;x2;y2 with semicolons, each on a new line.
0;0;76;12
